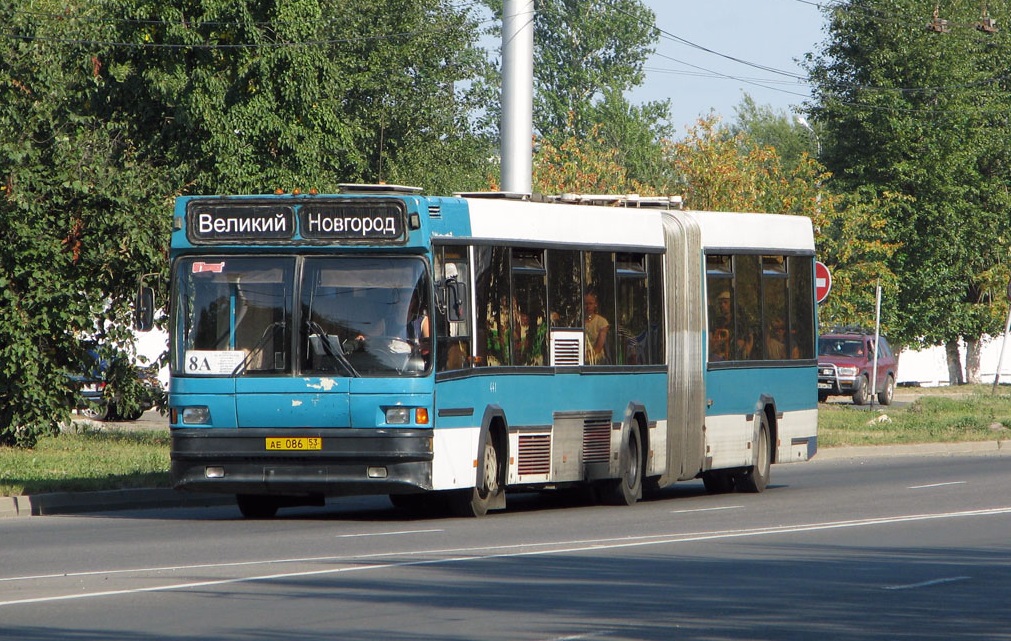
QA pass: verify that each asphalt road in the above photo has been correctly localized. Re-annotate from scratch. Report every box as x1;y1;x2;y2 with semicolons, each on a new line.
1;451;1010;641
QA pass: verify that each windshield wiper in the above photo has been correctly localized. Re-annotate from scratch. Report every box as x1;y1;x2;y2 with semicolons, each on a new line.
307;321;360;378
231;321;286;376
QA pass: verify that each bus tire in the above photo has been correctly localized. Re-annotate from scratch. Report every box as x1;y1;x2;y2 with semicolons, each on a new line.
736;413;771;493
601;426;643;506
236;494;279;519
450;439;500;518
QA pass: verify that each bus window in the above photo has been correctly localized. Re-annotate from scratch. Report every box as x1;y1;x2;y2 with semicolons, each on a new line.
646;254;665;365
173;257;294;376
584;251;615;365
548;249;581;328
434;246;472;372
616;253;648;365
735;255;761;361
790;256;815;359
475;246;511;367
512;249;547;366
299;257;430;377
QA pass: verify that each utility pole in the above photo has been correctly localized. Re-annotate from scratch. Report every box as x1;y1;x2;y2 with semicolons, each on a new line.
500;0;534;195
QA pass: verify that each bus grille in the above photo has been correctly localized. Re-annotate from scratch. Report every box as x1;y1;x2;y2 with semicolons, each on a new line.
583;418;612;464
428;204;442;219
518;434;551;475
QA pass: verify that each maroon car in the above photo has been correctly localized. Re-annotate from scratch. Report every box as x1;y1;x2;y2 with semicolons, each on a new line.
817;331;897;405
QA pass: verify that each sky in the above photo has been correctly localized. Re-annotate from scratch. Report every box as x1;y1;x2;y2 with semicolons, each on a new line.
632;0;829;132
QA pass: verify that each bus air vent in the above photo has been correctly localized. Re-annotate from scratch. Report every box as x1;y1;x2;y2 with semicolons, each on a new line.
428;204;442;219
550;330;584;366
582;418;611;464
518;433;551;476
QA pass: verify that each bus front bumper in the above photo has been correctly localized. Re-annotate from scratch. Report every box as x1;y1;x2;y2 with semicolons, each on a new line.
170;428;433;497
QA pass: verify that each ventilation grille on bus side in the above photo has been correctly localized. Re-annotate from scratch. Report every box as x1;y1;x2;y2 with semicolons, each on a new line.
550;330;584;366
517;434;551;476
428;204;442;219
582;418;612;464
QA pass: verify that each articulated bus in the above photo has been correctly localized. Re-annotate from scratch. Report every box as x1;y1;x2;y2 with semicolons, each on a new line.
166;186;818;518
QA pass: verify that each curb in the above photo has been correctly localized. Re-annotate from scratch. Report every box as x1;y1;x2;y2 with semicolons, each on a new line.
813;439;1007;461
0;488;232;518
2;441;1006;518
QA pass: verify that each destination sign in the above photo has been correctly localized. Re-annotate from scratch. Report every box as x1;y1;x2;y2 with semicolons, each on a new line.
187;204;296;243
185;199;409;244
298;201;406;242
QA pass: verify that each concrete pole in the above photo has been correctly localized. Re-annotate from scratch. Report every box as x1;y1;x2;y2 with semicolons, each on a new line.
500;0;534;195
992;283;1011;394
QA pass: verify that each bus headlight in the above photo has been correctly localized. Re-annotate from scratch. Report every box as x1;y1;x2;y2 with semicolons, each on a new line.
384;407;430;425
181;406;211;424
385;407;410;424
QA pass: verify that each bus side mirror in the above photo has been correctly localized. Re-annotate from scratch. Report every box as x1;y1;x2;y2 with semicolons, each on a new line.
135;285;155;332
446;280;467;322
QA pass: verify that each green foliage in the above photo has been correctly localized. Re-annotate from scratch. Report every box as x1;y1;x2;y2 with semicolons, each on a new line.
671;115;899;333
531;0;658;140
730;94;818;173
0;0;493;446
807;0;1011;348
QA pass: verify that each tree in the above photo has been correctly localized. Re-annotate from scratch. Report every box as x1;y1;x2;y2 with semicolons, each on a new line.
671;116;899;332
1;0;171;445
730;94;819;173
806;0;1011;381
0;0;494;445
481;0;672;190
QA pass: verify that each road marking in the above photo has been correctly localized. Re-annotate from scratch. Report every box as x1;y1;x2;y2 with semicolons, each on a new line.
908;481;966;490
3;506;1010;608
335;528;443;538
883;576;971;591
670;505;743;514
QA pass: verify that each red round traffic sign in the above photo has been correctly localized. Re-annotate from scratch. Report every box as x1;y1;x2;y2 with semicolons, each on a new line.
815;261;832;304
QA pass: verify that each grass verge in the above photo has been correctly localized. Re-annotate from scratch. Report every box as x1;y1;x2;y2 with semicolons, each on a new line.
0;425;170;496
2;387;1009;497
819;387;1011;447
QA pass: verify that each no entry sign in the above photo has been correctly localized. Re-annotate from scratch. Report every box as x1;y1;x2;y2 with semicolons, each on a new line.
815;261;832;304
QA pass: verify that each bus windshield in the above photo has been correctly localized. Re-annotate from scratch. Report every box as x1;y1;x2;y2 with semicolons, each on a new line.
172;256;431;378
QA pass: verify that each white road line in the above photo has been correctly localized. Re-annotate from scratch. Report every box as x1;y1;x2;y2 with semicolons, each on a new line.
670;505;744;514
908;481;967;490
883;576;972;591
335;528;444;538
3;506;1010;608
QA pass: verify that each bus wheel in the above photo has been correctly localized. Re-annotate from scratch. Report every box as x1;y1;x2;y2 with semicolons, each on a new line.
702;470;735;494
736;414;770;493
451;440;500;518
236;494;279;519
601;426;643;506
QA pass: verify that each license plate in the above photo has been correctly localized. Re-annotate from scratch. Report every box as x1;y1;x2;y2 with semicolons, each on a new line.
817;382;832;389
265;437;322;451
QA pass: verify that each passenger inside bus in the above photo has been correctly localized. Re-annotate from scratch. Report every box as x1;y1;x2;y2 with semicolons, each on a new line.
583;290;610;365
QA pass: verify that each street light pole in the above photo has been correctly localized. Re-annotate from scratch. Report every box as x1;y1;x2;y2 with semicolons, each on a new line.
795;114;821;156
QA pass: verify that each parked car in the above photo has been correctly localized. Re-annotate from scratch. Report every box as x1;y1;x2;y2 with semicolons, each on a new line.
817;330;897;405
69;349;162;421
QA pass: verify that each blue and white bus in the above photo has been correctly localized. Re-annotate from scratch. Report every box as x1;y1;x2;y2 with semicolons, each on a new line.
165;186;818;518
